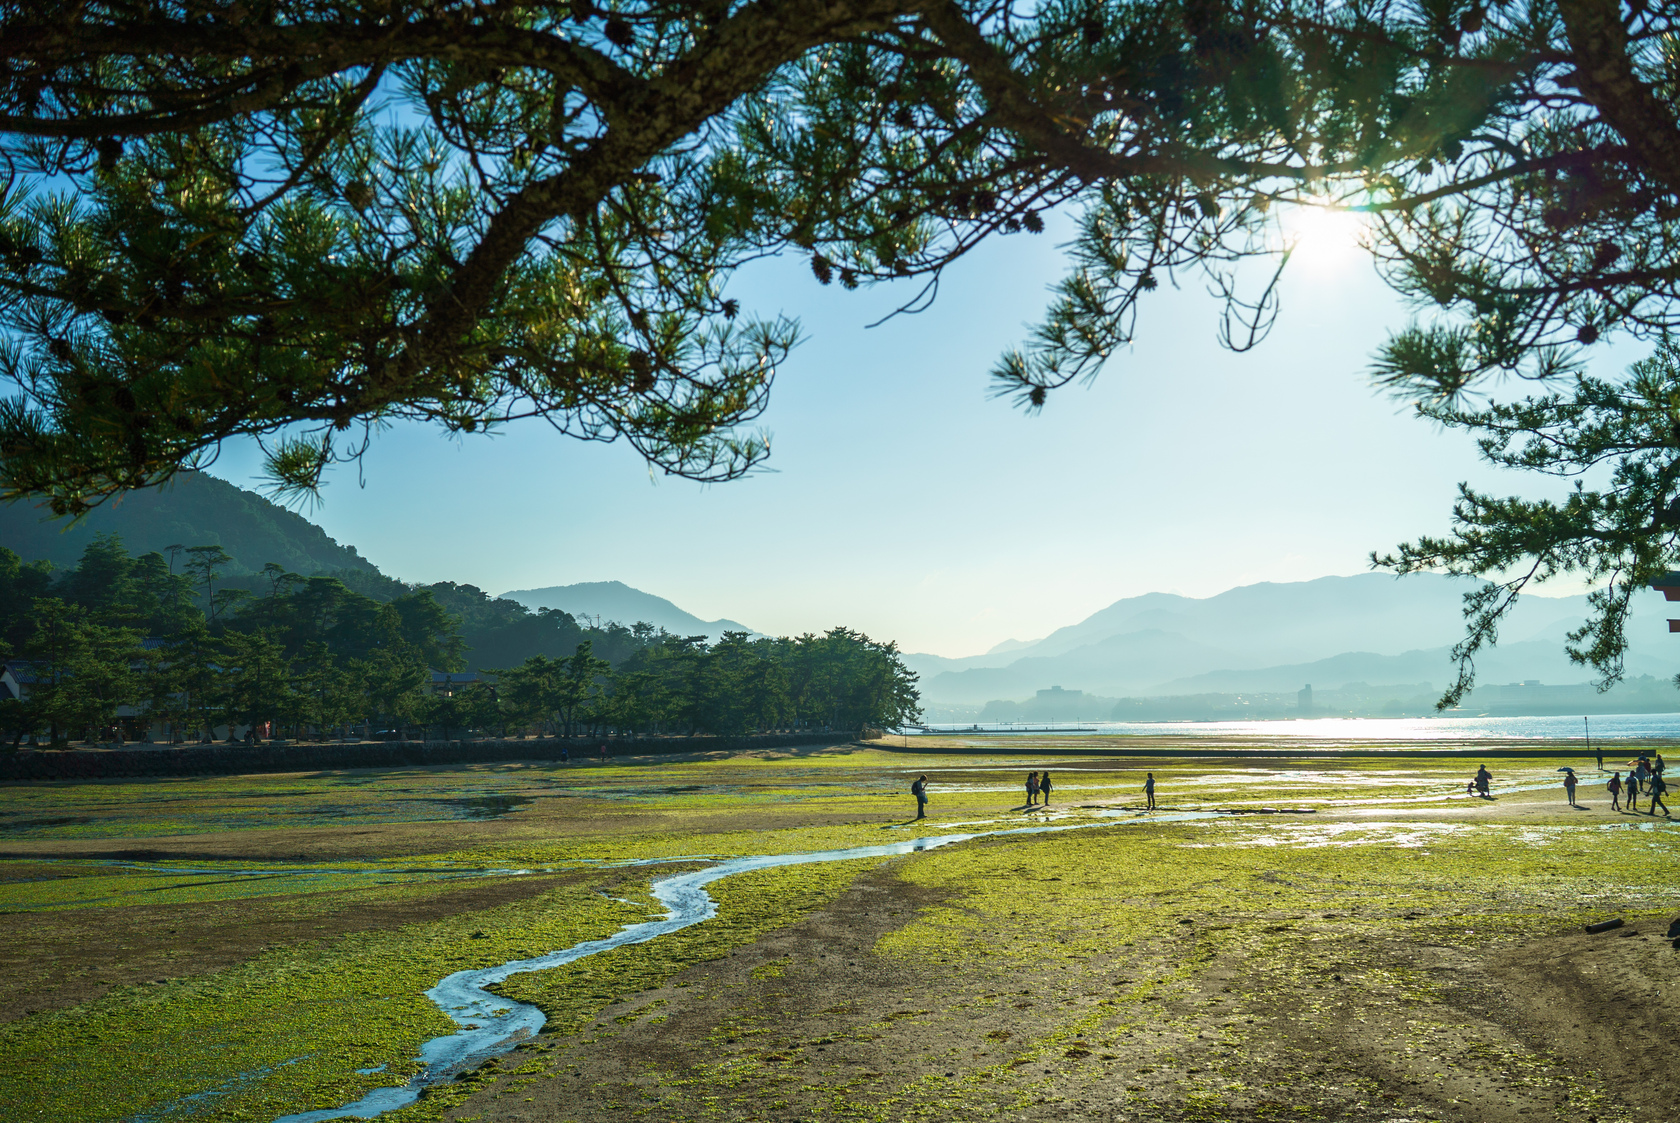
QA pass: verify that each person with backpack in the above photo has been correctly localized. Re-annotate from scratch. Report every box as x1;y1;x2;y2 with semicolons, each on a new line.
1651;772;1669;817
911;775;928;820
1608;771;1623;812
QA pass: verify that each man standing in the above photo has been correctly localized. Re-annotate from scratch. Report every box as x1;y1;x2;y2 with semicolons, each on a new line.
911;775;928;820
1144;772;1156;811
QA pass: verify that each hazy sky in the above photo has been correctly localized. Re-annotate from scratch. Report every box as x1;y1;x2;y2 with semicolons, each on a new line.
206;209;1644;657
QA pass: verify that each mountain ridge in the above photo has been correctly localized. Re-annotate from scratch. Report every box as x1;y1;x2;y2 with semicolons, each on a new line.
498;580;757;642
905;572;1677;704
0;471;376;578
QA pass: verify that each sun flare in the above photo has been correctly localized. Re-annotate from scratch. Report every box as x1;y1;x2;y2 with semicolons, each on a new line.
1278;202;1369;274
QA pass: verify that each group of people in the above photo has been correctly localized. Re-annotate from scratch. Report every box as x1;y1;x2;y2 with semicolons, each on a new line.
908;770;1160;819
1473;755;1669;815
1605;753;1668;816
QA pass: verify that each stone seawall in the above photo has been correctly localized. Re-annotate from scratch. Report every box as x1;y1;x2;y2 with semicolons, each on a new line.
0;731;855;782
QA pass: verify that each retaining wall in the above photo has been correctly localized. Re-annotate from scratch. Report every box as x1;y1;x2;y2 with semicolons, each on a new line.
0;731;856;782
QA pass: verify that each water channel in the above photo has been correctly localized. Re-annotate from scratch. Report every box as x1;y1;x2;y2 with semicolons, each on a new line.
273;812;1212;1123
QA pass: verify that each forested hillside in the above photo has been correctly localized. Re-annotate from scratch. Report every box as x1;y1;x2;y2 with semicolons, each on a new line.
0;536;919;746
0;471;375;577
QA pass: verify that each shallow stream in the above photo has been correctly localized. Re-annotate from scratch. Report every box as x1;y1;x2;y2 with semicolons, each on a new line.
272;814;1206;1122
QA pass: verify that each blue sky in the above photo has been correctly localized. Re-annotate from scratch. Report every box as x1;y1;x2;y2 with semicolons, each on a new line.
206;208;1642;657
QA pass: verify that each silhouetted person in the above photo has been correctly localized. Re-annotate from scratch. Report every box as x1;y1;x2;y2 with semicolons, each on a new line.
1475;765;1492;799
1608;771;1623;812
1564;769;1578;807
1026;771;1039;807
1144;772;1156;810
1040;771;1053;806
912;774;928;819
1651;772;1669;817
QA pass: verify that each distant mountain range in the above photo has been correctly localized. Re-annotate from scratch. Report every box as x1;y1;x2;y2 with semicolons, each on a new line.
901;572;1680;706
0;471;376;577
8;473;1672;712
498;580;757;643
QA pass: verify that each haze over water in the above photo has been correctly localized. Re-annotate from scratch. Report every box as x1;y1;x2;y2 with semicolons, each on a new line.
926;713;1680;741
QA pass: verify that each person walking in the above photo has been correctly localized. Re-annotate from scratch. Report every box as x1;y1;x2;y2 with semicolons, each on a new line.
1608;770;1623;812
1564;769;1578;807
1040;770;1053;806
911;774;928;820
1651;771;1669;817
1656;753;1667;778
1026;771;1039;807
1144;772;1156;811
1627;767;1642;803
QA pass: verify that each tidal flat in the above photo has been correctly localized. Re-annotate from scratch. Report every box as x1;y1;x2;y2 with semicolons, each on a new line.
1;737;1677;1123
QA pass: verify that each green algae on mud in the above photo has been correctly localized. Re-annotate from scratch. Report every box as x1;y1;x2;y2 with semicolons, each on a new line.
0;877;648;1122
0;854;891;1123
4;743;1679;1123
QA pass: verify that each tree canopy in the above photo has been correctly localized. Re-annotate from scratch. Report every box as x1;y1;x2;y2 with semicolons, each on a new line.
2;0;1675;512
0;533;920;744
6;1;1680;699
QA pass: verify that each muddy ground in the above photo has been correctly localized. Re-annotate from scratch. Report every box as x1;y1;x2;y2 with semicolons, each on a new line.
446;848;1680;1123
4;743;1679;1122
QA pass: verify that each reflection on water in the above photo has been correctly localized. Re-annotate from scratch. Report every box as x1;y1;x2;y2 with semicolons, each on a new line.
924;713;1680;741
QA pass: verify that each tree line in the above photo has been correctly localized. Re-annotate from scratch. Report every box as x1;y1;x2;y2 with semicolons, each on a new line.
0;534;920;746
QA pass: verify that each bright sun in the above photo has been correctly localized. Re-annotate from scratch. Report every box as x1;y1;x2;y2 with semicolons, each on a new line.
1278;202;1369;274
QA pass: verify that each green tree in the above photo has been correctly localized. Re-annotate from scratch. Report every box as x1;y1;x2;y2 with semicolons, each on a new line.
9;1;1679;512
153;618;226;742
555;642;612;737
0;546;54;652
698;631;788;734
1379;341;1680;707
219;629;290;741
21;597;146;744
357;645;431;737
182;545;236;624
492;654;564;736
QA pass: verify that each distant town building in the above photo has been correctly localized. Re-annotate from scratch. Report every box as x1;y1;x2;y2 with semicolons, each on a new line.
1298;683;1313;714
1036;685;1083;700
